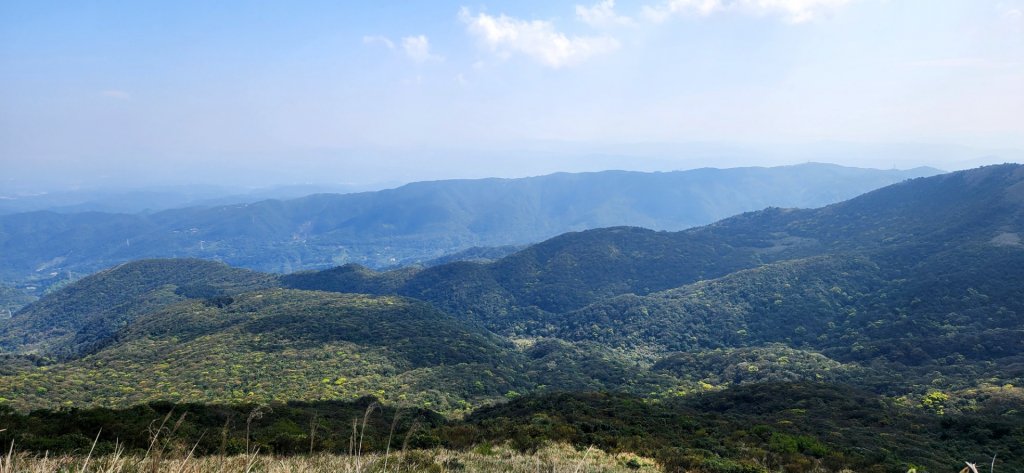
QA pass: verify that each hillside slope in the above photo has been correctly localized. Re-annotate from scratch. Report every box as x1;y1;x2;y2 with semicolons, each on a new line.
2;165;1021;438
0;259;276;358
282;165;1024;397
0;289;530;412
0;164;937;282
282;227;766;331
286;164;1024;336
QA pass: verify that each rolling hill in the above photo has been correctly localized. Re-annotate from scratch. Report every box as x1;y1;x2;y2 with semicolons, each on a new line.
0;284;531;413
285;165;1024;330
0;259;276;359
0;164;937;284
1;164;1022;471
282;164;1024;396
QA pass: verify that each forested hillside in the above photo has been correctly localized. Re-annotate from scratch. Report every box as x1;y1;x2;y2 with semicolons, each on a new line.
1;164;1021;472
0;164;936;284
280;164;1024;405
0;287;532;413
0;259;276;358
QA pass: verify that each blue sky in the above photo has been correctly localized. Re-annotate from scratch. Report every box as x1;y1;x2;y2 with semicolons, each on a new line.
1;0;1022;189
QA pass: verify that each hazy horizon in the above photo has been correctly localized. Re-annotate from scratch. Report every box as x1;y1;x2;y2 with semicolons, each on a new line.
2;1;1022;192
3;142;1021;195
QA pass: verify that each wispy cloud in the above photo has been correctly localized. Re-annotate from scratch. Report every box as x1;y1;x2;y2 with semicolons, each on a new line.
362;35;396;49
642;0;853;23
364;34;441;64
402;35;442;63
459;8;620;68
642;0;720;21
576;0;635;27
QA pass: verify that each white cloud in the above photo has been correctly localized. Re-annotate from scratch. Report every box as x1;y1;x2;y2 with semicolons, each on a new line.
643;0;853;23
460;8;620;68
642;0;721;22
576;0;635;27
402;35;442;63
742;0;853;23
362;35;395;49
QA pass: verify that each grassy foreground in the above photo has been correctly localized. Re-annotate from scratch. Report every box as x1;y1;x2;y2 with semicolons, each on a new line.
0;443;660;473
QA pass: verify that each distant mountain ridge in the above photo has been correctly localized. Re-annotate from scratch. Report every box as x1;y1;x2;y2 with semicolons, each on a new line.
0;163;938;284
288;164;1023;332
0;183;375;215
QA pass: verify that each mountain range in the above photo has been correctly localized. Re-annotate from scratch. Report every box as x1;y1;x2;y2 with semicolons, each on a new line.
0;164;937;286
1;164;1021;471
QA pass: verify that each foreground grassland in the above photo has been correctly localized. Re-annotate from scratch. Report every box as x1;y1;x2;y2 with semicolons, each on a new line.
2;385;1021;472
0;443;660;473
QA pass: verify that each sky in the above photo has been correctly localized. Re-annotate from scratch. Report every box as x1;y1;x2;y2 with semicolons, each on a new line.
1;0;1023;191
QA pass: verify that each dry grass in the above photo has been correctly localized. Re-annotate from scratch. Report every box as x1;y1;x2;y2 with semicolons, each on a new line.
0;442;660;473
